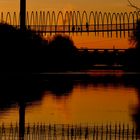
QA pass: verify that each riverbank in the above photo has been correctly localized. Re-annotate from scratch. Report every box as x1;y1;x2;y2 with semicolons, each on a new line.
0;22;140;76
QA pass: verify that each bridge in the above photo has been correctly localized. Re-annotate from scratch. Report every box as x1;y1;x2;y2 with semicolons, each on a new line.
78;48;126;52
77;48;127;66
0;11;140;36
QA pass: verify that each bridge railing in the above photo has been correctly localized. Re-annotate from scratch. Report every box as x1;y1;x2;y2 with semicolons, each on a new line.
0;11;139;35
0;11;139;28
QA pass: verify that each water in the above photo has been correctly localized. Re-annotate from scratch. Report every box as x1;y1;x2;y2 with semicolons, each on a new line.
0;70;139;126
0;30;139;139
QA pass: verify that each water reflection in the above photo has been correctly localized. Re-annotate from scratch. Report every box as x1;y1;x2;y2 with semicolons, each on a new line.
0;79;44;109
0;71;140;137
131;82;140;137
0;79;45;139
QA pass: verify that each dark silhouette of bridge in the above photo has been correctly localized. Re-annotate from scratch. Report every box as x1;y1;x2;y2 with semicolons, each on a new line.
0;11;140;36
78;48;126;52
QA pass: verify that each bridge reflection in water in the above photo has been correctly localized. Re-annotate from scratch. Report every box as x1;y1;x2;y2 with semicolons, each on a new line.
0;11;140;36
0;123;139;140
0;74;139;140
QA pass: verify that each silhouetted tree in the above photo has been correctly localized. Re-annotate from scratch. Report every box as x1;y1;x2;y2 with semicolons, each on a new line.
127;0;140;49
0;23;48;76
129;20;140;49
124;22;140;71
123;1;140;70
48;34;77;52
0;23;94;73
127;0;140;11
46;34;80;71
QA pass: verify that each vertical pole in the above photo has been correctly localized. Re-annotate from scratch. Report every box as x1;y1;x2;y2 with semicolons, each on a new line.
115;124;117;140
19;101;25;140
20;0;26;30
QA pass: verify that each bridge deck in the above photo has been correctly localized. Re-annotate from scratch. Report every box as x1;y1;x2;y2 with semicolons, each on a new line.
13;23;135;34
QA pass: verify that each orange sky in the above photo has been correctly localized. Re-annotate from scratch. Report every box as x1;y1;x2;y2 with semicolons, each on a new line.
0;0;140;12
71;33;132;49
44;32;132;49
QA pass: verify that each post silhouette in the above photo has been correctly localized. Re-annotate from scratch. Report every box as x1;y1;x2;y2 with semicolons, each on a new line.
19;100;25;140
19;0;26;140
20;0;26;30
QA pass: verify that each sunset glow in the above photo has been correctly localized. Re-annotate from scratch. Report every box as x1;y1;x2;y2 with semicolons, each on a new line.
0;0;140;12
0;0;140;134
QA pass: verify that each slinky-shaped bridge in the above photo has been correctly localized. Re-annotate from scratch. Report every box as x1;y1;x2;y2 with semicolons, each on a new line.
0;11;140;36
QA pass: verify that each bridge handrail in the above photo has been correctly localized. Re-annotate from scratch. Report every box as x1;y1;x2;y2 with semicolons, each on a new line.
0;11;140;26
0;11;139;36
